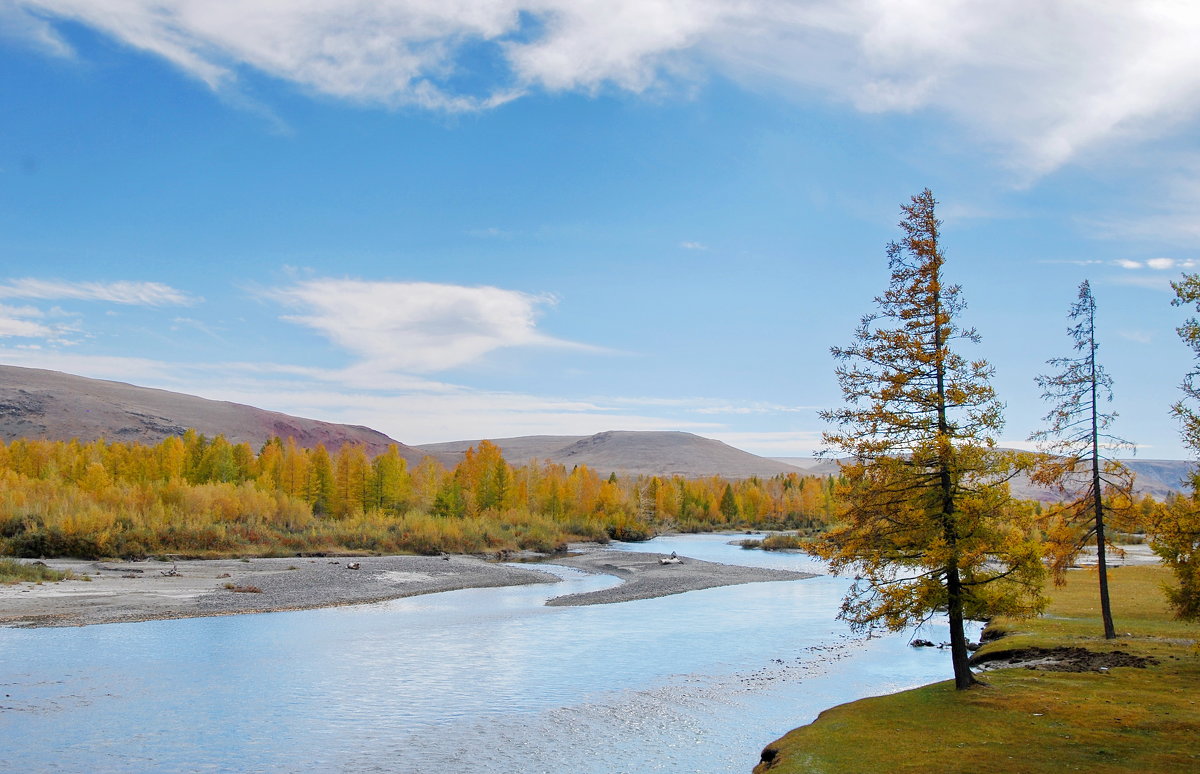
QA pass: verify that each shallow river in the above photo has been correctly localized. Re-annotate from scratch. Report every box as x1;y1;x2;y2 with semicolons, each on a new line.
0;535;976;773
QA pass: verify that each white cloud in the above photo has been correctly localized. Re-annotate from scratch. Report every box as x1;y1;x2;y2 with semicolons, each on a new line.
680;241;707;250
0;278;196;306
0;302;79;343
1115;257;1197;271
12;2;1200;172
268;278;588;373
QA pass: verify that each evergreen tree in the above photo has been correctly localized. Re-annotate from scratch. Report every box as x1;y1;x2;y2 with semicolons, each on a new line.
719;483;739;520
815;189;1045;690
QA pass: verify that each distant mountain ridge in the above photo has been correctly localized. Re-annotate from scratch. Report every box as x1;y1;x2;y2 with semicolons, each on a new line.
3;365;1194;494
417;431;810;479
0;365;425;462
772;454;1194;501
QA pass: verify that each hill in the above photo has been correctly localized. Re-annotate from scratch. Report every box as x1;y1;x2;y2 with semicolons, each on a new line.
417;430;809;479
775;454;1194;501
0;365;425;461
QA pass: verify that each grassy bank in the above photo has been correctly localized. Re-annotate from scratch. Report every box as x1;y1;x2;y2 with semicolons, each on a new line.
0;557;73;584
754;564;1200;774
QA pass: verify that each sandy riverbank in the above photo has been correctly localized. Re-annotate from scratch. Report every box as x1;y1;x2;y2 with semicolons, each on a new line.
545;545;815;606
0;546;815;627
0;555;557;628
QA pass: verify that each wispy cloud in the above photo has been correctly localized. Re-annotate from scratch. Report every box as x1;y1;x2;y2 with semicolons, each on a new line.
12;2;1200;173
0;278;197;306
1115;257;1197;271
0;303;81;344
680;241;707;250
1119;330;1153;344
268;278;591;373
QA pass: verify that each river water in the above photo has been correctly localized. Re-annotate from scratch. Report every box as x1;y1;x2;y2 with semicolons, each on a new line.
0;535;975;773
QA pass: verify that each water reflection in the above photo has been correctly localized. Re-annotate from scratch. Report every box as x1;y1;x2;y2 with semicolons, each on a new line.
0;534;973;773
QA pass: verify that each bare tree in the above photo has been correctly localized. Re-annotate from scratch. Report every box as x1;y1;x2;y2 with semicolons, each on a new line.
1030;279;1133;640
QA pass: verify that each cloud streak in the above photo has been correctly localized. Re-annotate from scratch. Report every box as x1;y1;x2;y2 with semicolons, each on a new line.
0;278;196;306
269;278;587;373
12;2;1200;172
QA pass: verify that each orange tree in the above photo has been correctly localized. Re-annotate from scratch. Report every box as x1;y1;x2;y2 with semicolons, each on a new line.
815;189;1045;690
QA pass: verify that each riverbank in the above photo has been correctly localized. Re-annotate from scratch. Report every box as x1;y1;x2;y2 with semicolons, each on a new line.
0;554;559;627
753;564;1200;774
546;545;814;606
0;545;814;627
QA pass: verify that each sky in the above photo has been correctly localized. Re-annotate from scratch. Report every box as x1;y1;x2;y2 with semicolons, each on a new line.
2;1;1200;460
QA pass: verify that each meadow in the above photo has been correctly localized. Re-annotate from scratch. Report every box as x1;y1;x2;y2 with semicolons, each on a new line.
754;564;1200;773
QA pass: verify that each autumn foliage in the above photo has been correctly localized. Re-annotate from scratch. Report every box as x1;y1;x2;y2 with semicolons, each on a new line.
0;433;840;559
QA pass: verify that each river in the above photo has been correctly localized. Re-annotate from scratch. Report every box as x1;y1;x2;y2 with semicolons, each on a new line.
0;534;976;773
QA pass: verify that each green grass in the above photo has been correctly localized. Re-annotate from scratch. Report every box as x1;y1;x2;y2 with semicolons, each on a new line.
755;565;1200;774
0;557;73;584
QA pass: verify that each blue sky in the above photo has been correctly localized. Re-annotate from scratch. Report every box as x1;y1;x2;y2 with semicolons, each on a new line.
1;2;1199;459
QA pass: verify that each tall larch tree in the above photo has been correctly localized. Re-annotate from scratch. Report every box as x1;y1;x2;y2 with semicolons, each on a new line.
1155;274;1200;619
815;189;1045;690
1030;280;1133;639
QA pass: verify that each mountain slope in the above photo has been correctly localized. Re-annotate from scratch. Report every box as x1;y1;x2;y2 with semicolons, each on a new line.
417;431;809;479
0;365;424;461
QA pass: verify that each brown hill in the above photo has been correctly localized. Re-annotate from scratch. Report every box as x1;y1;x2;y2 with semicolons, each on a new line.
417;431;810;479
0;365;425;461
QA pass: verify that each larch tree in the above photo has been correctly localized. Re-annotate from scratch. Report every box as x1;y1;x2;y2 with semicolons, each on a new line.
1154;274;1200;620
815;189;1045;690
1030;280;1133;639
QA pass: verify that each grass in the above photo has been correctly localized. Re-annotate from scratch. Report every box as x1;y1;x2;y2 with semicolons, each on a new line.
739;533;811;551
755;564;1200;774
222;583;263;593
0;557;73;584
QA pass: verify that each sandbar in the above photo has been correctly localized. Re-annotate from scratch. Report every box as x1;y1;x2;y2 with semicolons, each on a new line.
0;546;816;628
544;546;815;606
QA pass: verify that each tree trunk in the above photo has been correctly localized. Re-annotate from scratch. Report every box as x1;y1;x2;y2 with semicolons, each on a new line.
946;561;977;689
1090;325;1117;640
1093;453;1117;639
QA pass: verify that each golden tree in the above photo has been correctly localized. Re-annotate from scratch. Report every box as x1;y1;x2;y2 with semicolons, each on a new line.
815;189;1045;690
1030;280;1133;639
1155;273;1200;620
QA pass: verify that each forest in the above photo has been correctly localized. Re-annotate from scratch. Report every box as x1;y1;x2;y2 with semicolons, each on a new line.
0;432;842;559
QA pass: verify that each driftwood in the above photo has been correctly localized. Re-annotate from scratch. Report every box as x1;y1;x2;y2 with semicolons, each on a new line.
160;563;181;577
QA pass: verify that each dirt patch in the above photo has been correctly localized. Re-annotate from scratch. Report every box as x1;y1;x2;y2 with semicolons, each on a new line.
970;646;1159;672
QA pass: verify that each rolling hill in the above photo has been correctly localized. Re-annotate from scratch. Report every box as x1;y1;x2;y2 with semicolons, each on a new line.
416;430;810;479
0;364;425;461
3;364;1193;494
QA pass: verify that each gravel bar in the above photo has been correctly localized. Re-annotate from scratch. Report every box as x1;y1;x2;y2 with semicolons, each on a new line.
543;547;816;606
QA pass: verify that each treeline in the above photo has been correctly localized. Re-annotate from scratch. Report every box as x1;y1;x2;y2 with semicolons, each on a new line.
0;433;841;559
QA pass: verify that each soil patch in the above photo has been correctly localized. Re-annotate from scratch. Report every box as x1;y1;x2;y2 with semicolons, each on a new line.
970;645;1159;672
